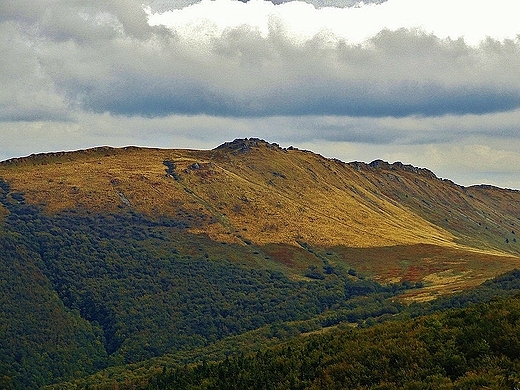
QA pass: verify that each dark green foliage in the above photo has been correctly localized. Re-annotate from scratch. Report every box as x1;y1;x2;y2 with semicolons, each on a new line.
145;295;520;390
304;265;325;280
0;231;107;389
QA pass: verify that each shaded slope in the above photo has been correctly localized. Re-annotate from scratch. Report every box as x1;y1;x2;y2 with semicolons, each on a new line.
91;294;520;390
0;226;106;388
42;269;520;390
349;159;520;255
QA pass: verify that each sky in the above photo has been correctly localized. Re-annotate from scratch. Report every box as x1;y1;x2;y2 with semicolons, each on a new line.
1;0;520;189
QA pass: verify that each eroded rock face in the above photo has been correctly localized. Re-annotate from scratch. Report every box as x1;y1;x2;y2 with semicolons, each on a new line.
214;138;282;154
350;159;437;179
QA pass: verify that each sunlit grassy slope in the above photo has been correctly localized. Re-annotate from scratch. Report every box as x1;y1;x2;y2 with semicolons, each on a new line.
1;138;519;297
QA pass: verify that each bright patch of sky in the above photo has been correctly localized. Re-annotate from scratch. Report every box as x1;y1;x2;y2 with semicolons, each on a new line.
147;0;520;46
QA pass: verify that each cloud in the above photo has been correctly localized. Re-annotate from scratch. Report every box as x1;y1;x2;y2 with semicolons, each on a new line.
2;0;520;121
30;25;520;118
147;0;386;12
68;29;520;118
1;0;520;189
0;23;71;122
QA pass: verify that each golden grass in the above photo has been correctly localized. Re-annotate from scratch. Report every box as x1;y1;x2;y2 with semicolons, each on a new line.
1;142;519;296
332;243;520;302
0;145;455;249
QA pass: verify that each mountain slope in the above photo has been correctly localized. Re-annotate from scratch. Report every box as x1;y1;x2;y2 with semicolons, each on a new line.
2;139;518;252
350;159;520;254
0;141;453;248
1;139;518;284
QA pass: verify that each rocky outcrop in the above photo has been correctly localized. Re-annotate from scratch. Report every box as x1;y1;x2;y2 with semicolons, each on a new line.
349;159;438;179
163;160;180;181
214;138;282;154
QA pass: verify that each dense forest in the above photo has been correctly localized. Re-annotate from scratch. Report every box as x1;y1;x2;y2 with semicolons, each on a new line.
40;268;520;389
144;295;520;390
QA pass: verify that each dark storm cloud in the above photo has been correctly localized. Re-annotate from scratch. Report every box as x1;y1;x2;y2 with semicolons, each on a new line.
73;73;520;118
296;113;520;146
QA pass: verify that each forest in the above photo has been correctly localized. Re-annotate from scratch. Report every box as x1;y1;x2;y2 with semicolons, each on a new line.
145;294;520;390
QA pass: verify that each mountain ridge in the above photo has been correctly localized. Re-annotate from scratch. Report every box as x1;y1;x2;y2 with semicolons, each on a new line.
1;138;519;280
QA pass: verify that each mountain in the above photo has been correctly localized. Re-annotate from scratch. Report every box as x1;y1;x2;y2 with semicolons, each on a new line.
1;138;519;388
2;138;519;286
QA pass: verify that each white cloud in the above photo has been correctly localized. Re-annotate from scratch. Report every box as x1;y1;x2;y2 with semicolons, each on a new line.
3;0;520;120
148;0;520;46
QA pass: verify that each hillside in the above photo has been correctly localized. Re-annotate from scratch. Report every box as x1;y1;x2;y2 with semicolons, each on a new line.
1;138;520;388
1;141;452;247
1;139;519;286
